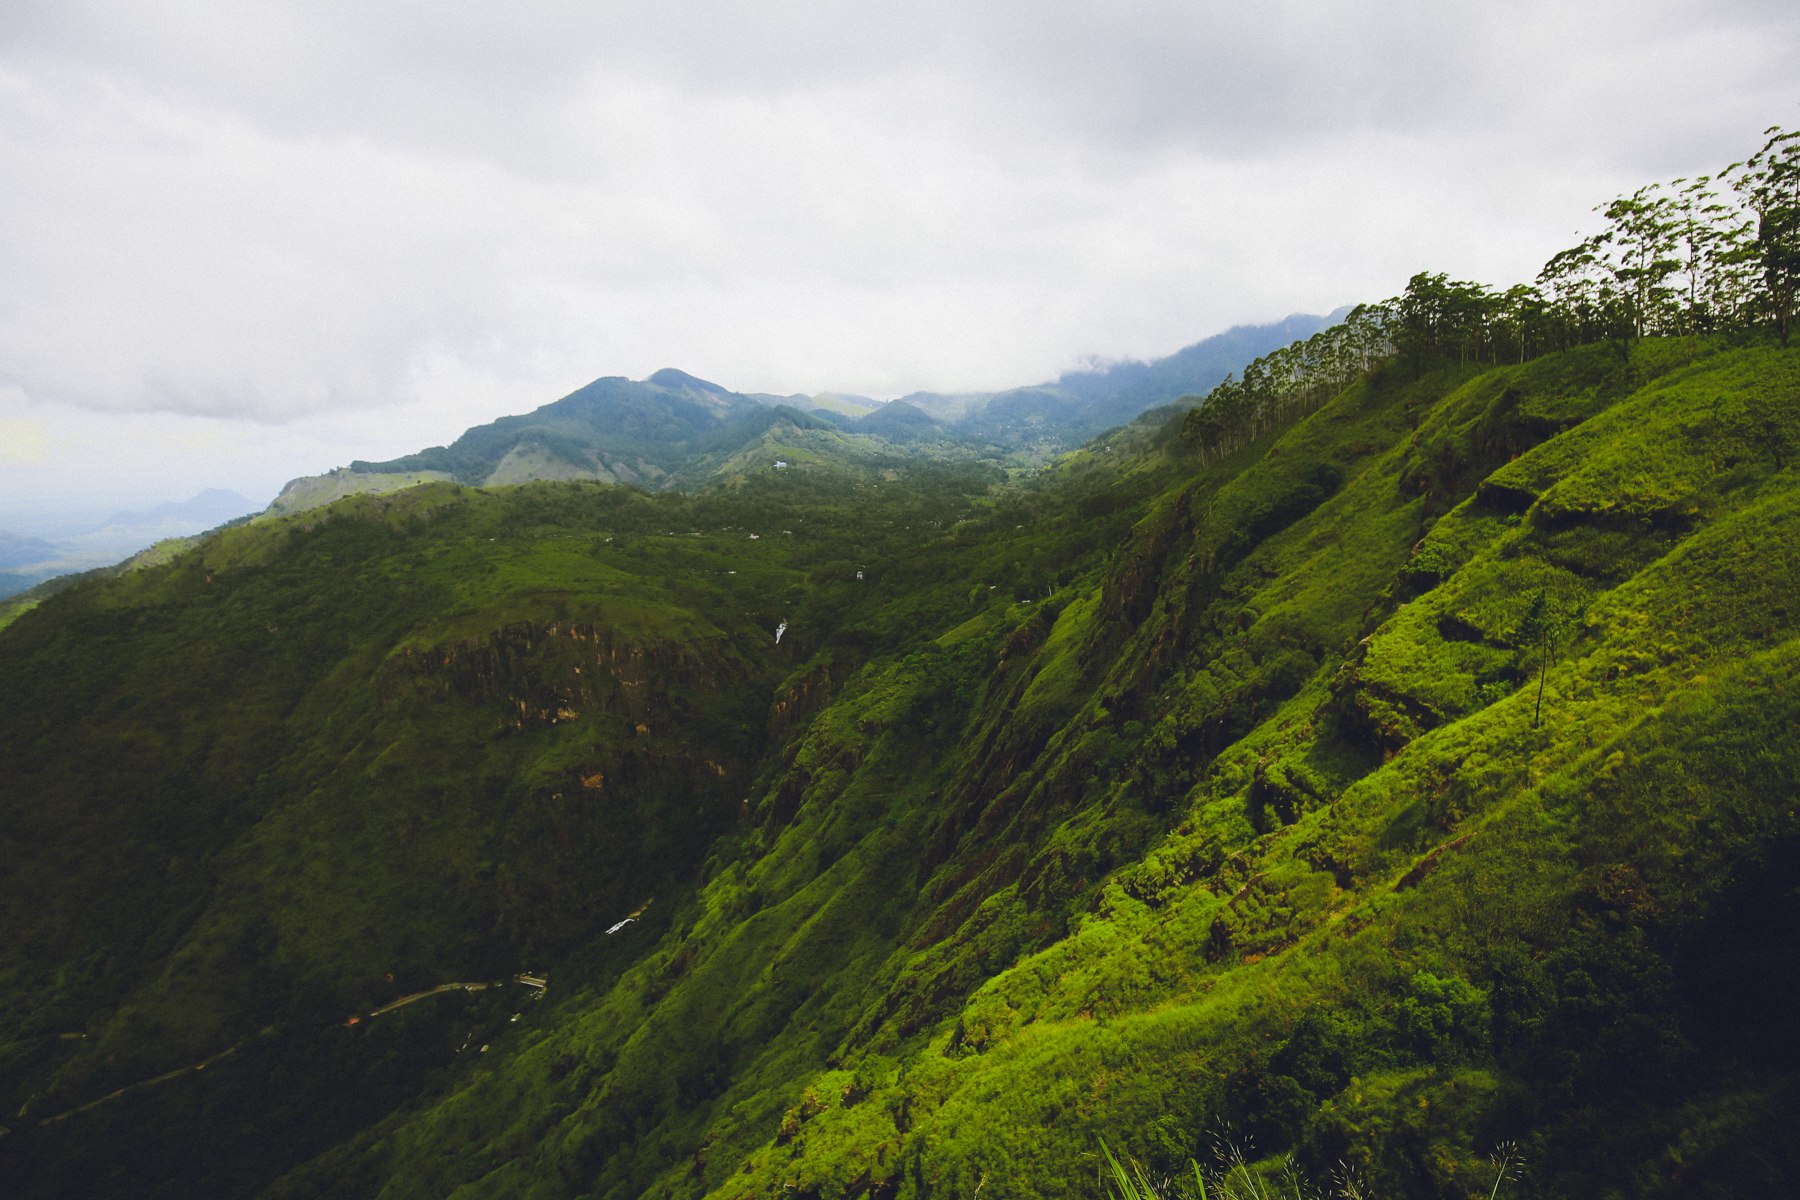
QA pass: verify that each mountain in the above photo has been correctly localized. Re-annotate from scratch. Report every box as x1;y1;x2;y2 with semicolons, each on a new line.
0;533;67;600
806;392;885;419
99;488;257;531
261;371;928;515
852;398;948;443
266;316;1339;518
1052;311;1348;409
3;331;1795;1198
899;311;1343;442
339;368;760;488
0;531;61;571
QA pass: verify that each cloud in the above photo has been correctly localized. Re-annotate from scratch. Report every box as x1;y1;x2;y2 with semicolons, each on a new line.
0;414;51;463
1;0;1796;443
13;2;1792;164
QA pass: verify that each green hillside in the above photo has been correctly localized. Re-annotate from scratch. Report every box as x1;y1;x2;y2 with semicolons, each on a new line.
2;332;1795;1198
323;341;1799;1200
3;131;1798;1198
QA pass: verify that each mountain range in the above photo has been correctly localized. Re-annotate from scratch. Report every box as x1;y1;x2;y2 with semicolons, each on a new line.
265;314;1339;515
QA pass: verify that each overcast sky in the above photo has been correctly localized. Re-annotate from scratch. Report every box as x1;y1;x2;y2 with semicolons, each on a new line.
2;0;1796;521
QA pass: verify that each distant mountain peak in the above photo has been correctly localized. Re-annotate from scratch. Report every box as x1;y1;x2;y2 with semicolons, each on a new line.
101;489;257;529
0;529;62;570
861;399;940;427
646;368;731;395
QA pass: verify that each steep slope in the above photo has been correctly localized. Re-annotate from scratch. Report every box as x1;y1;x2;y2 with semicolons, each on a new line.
2;338;1795;1199
263;340;1800;1200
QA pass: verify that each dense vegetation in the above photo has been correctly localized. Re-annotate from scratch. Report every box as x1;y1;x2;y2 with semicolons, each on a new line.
1;132;1797;1199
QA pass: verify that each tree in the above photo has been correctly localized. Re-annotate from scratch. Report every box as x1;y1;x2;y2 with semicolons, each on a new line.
1341;301;1396;371
1496;283;1548;364
1515;588;1575;728
1592;185;1683;343
1727;126;1800;343
1537;240;1616;351
1668;175;1755;348
1395;271;1499;372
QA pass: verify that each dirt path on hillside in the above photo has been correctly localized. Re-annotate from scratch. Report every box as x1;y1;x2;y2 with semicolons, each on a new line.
364;980;497;1018
28;972;549;1128
36;1038;252;1127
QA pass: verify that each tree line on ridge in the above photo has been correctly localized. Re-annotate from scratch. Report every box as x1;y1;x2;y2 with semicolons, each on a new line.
1184;125;1799;462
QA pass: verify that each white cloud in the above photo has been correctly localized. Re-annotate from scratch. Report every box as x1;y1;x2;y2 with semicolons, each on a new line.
0;0;1796;518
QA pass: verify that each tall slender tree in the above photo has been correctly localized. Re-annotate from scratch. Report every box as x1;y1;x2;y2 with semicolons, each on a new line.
1728;126;1800;343
1669;175;1754;347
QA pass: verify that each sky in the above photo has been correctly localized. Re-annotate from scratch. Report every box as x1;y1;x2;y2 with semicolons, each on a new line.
2;0;1797;524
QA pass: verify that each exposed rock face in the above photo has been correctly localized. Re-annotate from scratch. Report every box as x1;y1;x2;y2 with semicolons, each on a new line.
379;620;753;731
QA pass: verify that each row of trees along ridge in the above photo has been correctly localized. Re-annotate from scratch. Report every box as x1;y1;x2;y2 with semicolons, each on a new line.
1184;125;1799;461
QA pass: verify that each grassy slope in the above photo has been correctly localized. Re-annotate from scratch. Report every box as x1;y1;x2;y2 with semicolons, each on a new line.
2;340;1796;1199
251;340;1800;1199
